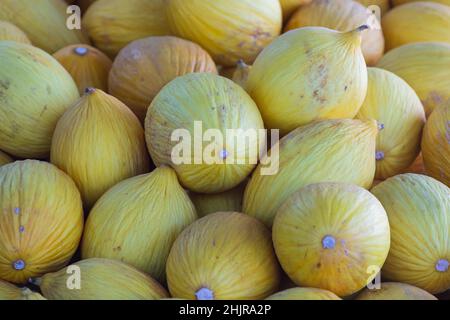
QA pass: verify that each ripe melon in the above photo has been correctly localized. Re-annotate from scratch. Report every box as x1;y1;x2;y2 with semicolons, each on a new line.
372;174;450;294
0;279;45;300
37;258;168;300
0;41;79;159
82;166;197;281
0;160;84;284
108;36;218;122
266;287;341;300
0;20;31;44
53;44;112;94
50;88;150;209
279;0;313;20
166;212;280;300
145;73;265;194
355;282;437;300
243;119;378;227
273;182;390;297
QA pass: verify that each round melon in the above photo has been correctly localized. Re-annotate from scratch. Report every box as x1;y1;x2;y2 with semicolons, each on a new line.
53;44;112;94
51;88;150;209
108;36;218;122
279;0;313;20
0;41;79;159
356;68;426;180
0;0;89;53
0;279;45;300
266;287;341;300
243;119;378;227
273;182;390;297
382;2;450;51
82;166;197;281
371;174;450;294
38;258;168;300
377;42;450;117
0;20;31;44
284;0;385;66
166;212;281;300
166;0;282;66
82;0;172;57
245;26;368;135
422;104;449;186
190;182;246;218
0;160;84;284
145;73;265;194
402;154;427;175
356;282;437;300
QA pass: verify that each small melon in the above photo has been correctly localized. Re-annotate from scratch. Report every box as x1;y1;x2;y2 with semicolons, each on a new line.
356;282;437;300
266;287;341;300
0;20;31;44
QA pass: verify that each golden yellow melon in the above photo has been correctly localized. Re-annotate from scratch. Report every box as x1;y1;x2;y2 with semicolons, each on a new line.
0;42;79;159
402;154;426;175
0;160;84;284
37;258;168;300
284;0;385;66
0;20;31;44
166;0;282;66
422;104;450;186
82;0;172;57
355;0;390;15
108;36;218;122
356;68;426;180
273;182;390;297
266;287;341;300
377;42;450;117
53;44;112;94
189;182;246;218
50;88;150;209
243;119;378;227
0;280;46;300
280;0;313;20
0;0;89;53
393;0;450;6
232;60;252;88
355;282;437;300
0;151;12;167
382;2;450;51
246;26;368;135
372;174;450;294
166;212;280;300
145;73;265;194
82;166;197;281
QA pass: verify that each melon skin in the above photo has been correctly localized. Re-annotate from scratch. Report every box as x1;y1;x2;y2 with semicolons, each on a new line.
273;182;390;297
355;282;437;300
0;279;46;300
0;41;79;159
0;151;12;168
0;20;31;44
39;258;168;300
266;287;341;300
166;212;281;300
0;160;84;284
371;174;450;294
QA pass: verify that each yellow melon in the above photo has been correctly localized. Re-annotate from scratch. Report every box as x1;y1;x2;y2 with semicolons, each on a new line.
356;282;437;300
356;0;390;15
273;182;390;297
243;119;378;227
356;68;426;179
377;42;450;117
382;2;450;51
53;44;112;94
422;104;449;186
0;160;84;284
82;166;197;281
108;36;218;122
284;0;385;66
280;0;313;20
0;280;46;300
245;26;368;135
50;88;150;209
166;0;282;66
392;0;450;6
37;258;168;300
145;73;265;193
0;20;31;44
166;212;280;300
266;287;341;300
372;174;450;294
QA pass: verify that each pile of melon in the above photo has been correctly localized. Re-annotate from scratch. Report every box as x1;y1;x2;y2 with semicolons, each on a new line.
0;0;448;301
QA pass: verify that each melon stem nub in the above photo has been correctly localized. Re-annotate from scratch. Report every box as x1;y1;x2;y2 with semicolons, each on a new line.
74;47;88;56
322;235;336;249
84;87;96;95
436;259;449;272
376;151;385;161
12;259;26;271
196;287;214;300
356;25;369;32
